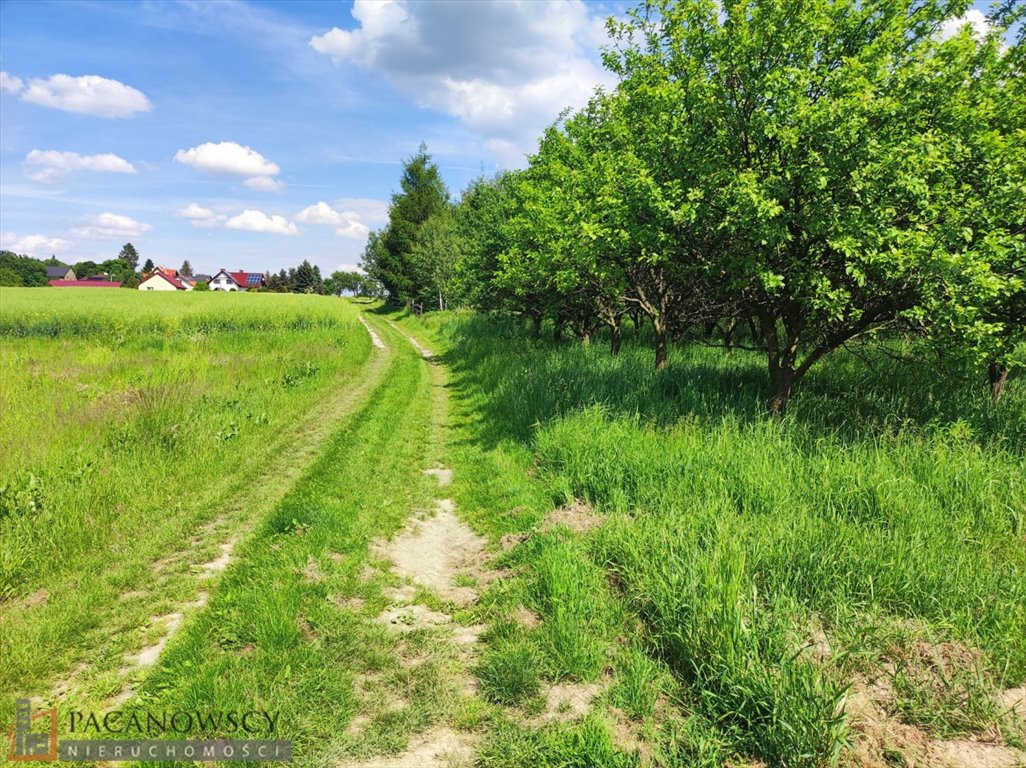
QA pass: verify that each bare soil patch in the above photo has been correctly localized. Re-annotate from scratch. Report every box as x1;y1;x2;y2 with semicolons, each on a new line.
540;499;604;534
372;505;486;606
376;604;452;632
423;468;453;487
358;317;386;350
529;682;605;726
844;677;1026;768
337;727;477;768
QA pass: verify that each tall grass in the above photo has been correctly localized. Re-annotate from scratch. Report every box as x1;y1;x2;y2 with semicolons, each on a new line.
407;310;1026;766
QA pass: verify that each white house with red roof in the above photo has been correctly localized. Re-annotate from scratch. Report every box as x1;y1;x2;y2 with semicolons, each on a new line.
209;268;265;291
138;266;193;291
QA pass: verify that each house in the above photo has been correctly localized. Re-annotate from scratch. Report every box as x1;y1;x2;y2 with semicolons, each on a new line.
138;271;191;291
45;265;76;281
49;279;121;288
192;273;212;285
209;268;265;291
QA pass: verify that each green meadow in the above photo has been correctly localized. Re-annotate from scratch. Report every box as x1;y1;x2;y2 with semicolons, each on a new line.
0;291;1023;767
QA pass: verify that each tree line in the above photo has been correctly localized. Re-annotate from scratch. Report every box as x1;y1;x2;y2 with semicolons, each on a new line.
362;0;1025;412
0;247;383;298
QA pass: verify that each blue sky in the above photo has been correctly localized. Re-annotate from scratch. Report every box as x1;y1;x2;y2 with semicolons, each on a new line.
0;0;621;275
0;0;996;277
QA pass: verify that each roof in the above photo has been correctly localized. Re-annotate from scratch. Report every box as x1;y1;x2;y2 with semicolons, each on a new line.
49;280;122;288
45;266;71;278
192;274;212;283
229;271;264;288
141;272;186;289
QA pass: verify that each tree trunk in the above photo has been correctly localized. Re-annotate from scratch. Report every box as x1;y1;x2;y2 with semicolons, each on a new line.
553;321;563;342
581;332;590;346
989;361;1009;402
610;320;622;356
532;315;542;339
653;316;667;369
767;362;795;415
724;318;738;353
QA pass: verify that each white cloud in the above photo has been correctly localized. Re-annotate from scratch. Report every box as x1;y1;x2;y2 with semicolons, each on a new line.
24;149;136;183
71;212;152;239
174;141;280;177
225;209;297;235
0;71;23;94
244;176;285;191
336;197;389;225
21;74;150;117
1;232;70;257
939;9;992;41
176;203;226;228
310;0;616;166
295;201;372;239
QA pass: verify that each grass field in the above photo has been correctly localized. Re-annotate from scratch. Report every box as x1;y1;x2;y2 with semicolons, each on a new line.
1;290;1023;767
394;310;1026;767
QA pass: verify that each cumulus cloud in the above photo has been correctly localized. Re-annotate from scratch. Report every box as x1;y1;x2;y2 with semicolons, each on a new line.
225;209;297;235
295;201;372;238
71;212;152;239
310;0;615;166
0;71;23;94
939;9;992;40
244;176;285;191
20;74;150;117
0;232;70;257
176;203;226;228
174;141;280;178
24;149;136;183
335;197;389;225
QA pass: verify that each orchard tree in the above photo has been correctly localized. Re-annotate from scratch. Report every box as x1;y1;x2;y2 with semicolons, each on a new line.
606;0;1024;411
410;206;464;311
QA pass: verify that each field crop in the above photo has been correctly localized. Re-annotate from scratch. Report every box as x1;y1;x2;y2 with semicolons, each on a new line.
0;289;370;717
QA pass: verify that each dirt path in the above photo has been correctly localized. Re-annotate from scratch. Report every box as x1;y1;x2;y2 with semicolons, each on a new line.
337;315;488;768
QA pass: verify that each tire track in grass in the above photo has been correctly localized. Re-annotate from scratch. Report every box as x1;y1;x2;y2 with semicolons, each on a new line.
44;306;393;710
106;312;482;767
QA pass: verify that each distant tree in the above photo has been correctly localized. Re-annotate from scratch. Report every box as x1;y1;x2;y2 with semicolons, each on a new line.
121;273;141;289
410;205;464;311
44;255;65;266
292;260;319;294
73;260;99;279
0;251;48;286
142;258;155;274
312;264;324;294
0;266;22;286
193;280;210;292
179;260;194;277
267;269;289;292
375;143;450;304
118;243;139;270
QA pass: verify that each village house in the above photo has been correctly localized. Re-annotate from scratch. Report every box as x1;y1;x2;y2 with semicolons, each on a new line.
45;265;76;281
209;269;265;291
138;266;193;291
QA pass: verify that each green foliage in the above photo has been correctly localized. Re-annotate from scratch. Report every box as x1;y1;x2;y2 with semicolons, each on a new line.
364;143;450;304
0;251;48;287
193;280;210;291
117;242;139;270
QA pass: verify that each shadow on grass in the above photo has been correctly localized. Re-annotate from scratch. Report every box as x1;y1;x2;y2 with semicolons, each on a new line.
371;306;1025;452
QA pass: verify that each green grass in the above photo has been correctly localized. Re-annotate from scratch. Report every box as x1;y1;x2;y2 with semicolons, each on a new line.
3;289;1024;767
0;289;374;732
390;309;1026;767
